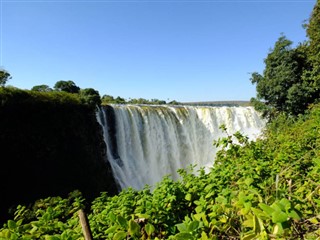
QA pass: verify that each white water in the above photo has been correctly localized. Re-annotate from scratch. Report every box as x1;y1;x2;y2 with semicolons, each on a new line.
97;105;266;190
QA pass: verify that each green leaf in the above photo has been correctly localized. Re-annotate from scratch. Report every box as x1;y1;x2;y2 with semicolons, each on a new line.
272;210;288;223
113;231;127;240
188;221;200;232
201;231;208;240
176;223;188;233
243;216;254;228
288;210;301;220
241;232;257;240
279;198;291;211
259;203;275;217
195;206;203;214
135;213;149;219
45;236;60;240
109;212;117;222
7;220;17;230
105;226;118;234
117;216;128;229
244;178;254;186
145;223;155;236
174;232;194;240
251;207;268;219
128;219;140;236
253;215;265;234
185;193;192;201
273;223;284;235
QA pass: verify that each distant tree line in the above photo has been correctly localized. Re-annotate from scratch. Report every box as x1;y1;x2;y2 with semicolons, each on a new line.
101;95;180;105
251;0;320;118
0;72;180;107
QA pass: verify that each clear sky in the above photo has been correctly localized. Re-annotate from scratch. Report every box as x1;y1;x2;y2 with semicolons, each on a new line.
0;0;316;102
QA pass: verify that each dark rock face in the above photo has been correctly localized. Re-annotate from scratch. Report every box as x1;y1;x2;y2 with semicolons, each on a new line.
0;92;117;224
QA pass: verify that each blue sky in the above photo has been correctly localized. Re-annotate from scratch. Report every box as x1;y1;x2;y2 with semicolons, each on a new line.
0;0;316;102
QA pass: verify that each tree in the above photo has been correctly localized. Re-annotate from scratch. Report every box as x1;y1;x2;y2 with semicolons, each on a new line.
250;36;310;117
101;95;115;104
54;80;80;93
250;36;306;115
251;1;320;118
79;88;101;107
31;85;53;92
302;0;320;97
114;96;126;104
0;69;11;87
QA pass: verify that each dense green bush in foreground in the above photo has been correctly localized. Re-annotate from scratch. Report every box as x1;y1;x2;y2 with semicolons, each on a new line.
1;104;320;239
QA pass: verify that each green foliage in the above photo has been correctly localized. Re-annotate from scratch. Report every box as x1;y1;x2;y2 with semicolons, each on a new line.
0;87;81;106
101;94;178;105
54;80;80;94
0;69;12;87
0;87;117;224
250;36;310;117
101;94;116;104
305;0;320;85
31;85;53;92
79;88;102;107
251;0;320;118
0;191;85;240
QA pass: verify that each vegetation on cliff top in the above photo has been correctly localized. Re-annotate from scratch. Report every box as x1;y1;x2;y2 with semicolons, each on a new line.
0;87;117;225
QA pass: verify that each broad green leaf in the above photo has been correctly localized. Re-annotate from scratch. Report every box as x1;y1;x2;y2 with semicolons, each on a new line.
7;220;17;230
273;223;284;235
201;231;208;240
241;232;257;240
240;202;252;215
243;218;254;228
204;184;214;192
288;210;301;220
195;206;203;214
128;219;140;236
145;223;155;236
9;233;19;240
244;178;254;186
42;213;51;221
105;226;118;234
279;198;291;211
0;229;11;238
45;236;60;240
309;217;319;224
219;216;228;223
174;232;194;240
251;207;268;219
259;203;275;217
135;213;149;219
185;193;192;201
176;223;188;233
272;211;288;223
113;231;127;240
117;216;128;229
108;212;117;222
253;215;265;233
193;213;203;221
188;221;199;232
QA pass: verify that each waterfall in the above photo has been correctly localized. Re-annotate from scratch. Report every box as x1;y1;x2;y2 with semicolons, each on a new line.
97;105;266;190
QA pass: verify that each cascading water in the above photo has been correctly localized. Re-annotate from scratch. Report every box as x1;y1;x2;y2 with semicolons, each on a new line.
97;105;266;191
